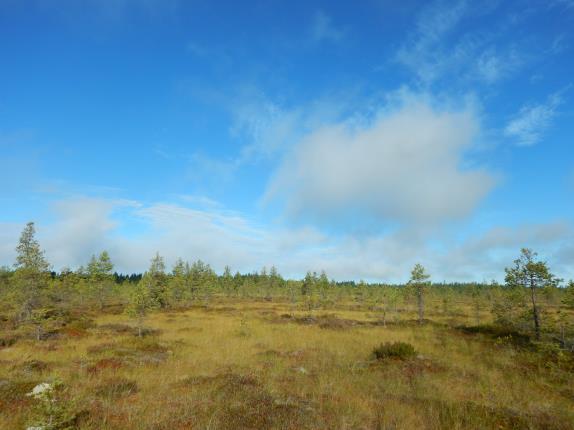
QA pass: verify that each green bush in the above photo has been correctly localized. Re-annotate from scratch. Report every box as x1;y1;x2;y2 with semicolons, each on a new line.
372;341;417;361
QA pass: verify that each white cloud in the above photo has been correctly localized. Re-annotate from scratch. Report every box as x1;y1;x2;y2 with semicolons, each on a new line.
438;222;574;280
504;91;563;146
42;198;139;270
265;93;495;225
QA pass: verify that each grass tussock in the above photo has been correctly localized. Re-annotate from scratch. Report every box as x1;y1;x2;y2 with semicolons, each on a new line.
95;377;139;399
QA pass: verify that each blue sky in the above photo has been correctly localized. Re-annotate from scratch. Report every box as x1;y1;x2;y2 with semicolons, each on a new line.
1;0;573;282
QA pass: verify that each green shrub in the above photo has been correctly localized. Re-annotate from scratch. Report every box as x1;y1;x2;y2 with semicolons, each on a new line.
372;341;417;361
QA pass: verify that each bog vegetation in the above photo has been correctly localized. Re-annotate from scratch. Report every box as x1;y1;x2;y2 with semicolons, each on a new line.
0;222;573;429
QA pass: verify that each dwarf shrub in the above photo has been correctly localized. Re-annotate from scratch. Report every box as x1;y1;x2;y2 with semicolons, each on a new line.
372;341;416;360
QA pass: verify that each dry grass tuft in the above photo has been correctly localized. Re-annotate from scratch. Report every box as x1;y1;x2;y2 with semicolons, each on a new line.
95;377;138;399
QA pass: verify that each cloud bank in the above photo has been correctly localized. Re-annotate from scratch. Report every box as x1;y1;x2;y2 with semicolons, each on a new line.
265;94;495;225
1;196;572;283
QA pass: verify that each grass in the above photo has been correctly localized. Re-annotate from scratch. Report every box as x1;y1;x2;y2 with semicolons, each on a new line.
0;299;573;429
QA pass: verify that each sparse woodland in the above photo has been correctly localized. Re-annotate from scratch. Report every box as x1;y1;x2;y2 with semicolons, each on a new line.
1;222;573;429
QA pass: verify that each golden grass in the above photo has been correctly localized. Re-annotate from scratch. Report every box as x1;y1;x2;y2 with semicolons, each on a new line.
0;300;572;429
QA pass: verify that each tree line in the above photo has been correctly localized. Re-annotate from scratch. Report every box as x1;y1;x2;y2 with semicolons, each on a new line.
1;222;573;344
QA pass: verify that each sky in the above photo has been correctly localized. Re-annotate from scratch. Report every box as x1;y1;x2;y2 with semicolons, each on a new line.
1;0;573;282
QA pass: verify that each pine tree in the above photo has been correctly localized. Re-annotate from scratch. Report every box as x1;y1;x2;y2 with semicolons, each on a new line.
259;266;271;299
221;266;233;297
301;272;317;311
233;271;242;297
505;248;558;339
169;258;188;305
301;271;314;297
317;271;330;307
86;251;114;309
13;222;50;324
145;253;168;308
126;281;158;337
408;263;430;324
15;222;50;273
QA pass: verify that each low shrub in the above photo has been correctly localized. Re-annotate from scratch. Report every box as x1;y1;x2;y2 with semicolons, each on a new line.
372;341;417;361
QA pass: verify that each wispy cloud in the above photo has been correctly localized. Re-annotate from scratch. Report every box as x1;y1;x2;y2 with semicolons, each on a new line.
475;48;522;84
185;152;238;186
504;90;565;146
227;86;357;165
396;0;470;83
553;0;574;10
178;194;222;209
396;1;525;85
311;10;345;44
230;95;301;162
